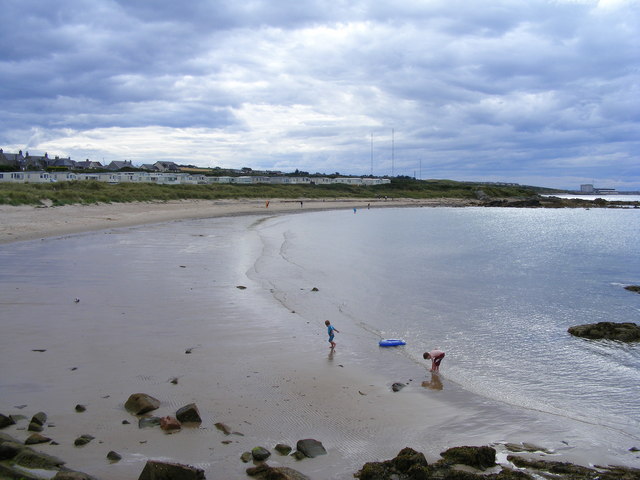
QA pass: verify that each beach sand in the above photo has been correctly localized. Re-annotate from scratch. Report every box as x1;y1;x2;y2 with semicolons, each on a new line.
1;199;636;479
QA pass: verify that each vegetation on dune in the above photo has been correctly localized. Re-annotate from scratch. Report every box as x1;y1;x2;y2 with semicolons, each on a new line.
0;178;545;206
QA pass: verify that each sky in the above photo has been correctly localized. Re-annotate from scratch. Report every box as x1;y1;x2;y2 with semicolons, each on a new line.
1;0;639;190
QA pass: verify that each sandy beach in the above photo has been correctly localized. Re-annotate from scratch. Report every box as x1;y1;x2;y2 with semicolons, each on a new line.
1;199;637;480
0;197;475;245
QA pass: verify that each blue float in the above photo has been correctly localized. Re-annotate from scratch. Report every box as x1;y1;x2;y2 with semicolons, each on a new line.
379;339;406;347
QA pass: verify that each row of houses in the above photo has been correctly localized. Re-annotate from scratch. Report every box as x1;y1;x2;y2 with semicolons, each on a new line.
0;149;182;173
0;170;391;186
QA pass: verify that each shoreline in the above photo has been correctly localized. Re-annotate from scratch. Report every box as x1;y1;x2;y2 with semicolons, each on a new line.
0;197;477;245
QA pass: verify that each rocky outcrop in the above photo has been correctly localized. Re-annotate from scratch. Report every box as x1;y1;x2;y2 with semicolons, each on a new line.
138;460;205;480
125;393;161;415
568;322;640;341
246;463;311;480
624;285;640;294
440;445;496;470
0;414;15;429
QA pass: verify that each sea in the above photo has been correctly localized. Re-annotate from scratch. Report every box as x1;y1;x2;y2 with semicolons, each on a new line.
250;205;640;457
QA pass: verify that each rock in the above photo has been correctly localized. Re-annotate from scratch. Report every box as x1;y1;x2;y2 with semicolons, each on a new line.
0;464;43;480
74;434;95;447
0;413;15;429
107;450;122;462
291;450;306;460
0;441;21;460
246;463;311;480
392;447;428;473
311;287;319;292
75;404;86;412
28;421;44;432
52;471;97;480
138;460;205;480
440;445;496;470
251;446;271;461
125;393;161;415
214;422;232;435
240;451;253;463
275;443;292;455
160;416;181;432
237;285;247;290
25;433;51;445
31;412;47;426
391;382;405;392
138;416;162;429
296;438;327;458
568;322;640;342
624;285;640;294
14;448;65;469
176;403;202;423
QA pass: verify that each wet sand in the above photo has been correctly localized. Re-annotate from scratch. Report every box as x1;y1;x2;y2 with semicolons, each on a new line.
1;200;637;479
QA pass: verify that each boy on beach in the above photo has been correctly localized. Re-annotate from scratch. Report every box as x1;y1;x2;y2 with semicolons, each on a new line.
423;349;445;372
325;320;339;350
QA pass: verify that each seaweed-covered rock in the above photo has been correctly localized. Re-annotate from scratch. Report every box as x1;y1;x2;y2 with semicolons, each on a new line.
25;433;51;445
440;446;496;470
138;460;205;480
74;434;94;447
393;447;428;473
568;322;640;342
246;463;310;480
0;413;15;429
125;393;160;415
275;443;293;455
624;285;640;294
251;446;271;461
14;448;65;469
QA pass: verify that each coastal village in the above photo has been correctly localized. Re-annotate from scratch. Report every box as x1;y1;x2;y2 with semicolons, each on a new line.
0;149;391;186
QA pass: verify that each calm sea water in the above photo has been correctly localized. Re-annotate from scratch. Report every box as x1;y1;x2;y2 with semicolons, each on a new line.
252;207;640;448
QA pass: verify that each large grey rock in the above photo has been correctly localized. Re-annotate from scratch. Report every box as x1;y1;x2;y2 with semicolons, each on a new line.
125;393;161;415
14;448;65;469
31;412;47;426
296;439;327;458
251;446;271;461
138;460;205;480
175;403;202;423
25;433;51;445
246;463;310;480
0;413;15;429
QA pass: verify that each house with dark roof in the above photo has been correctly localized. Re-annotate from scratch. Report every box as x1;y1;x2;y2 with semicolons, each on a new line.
153;161;181;172
0;149;24;169
106;160;134;170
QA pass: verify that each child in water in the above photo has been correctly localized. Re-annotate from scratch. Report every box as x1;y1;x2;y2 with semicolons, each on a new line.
423;349;445;372
325;320;339;350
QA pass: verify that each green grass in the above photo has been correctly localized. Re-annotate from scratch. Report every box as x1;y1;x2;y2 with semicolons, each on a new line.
0;178;541;206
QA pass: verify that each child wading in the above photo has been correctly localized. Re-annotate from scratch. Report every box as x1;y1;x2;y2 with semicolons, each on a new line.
325;320;339;350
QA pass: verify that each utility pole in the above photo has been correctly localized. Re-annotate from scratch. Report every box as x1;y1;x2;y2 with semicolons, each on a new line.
391;128;395;177
370;132;373;176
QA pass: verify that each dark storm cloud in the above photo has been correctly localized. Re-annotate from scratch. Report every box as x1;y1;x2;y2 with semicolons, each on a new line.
1;0;638;189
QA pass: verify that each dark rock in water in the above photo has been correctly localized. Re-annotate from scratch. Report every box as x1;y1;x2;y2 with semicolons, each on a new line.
125;393;161;415
251;446;271;461
214;422;232;435
74;434;94;447
440;446;496;470
624;285;640;294
138;416;162;429
107;450;122;462
356;447;428;480
28;421;44;432
568;322;640;342
75;404;86;412
237;285;247;290
391;382;405;392
31;411;47;426
0;441;21;460
160;416;181;432
0;413;16;429
176;403;202;424
138;460;205;480
508;455;640;479
25;433;51;445
296;439;327;458
52;471;97;480
291;450;306;460
311;287;319;292
275;443;293;455
240;451;253;463
14;448;65;469
246;463;311;480
392;447;428;473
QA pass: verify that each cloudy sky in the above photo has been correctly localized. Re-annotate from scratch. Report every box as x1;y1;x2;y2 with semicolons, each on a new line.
1;0;639;189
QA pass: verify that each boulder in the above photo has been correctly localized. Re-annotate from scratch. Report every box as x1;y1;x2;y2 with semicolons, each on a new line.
624;285;640;294
25;433;51;445
176;403;202;424
31;412;47;426
138;460;205;480
568;322;640;342
14;448;65;469
251;446;271;461
125;393;161;415
391;382;405;392
296;439;327;458
160;416;181;432
439;445;496;470
275;443;292;455
240;451;253;463
107;450;122;462
0;413;15;429
0;441;22;460
214;422;231;435
28;421;44;432
75;404;86;412
74;434;95;447
246;463;311;480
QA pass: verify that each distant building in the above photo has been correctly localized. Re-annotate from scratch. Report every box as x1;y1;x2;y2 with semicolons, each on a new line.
580;184;595;193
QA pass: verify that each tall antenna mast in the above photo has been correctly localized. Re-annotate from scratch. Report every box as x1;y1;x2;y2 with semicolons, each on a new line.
370;132;373;176
391;128;395;177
